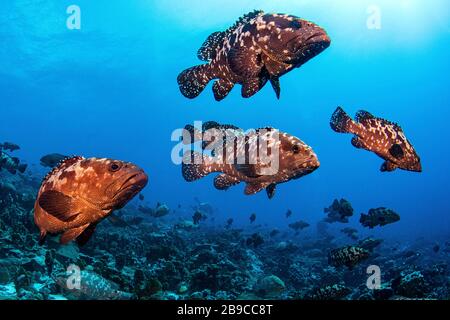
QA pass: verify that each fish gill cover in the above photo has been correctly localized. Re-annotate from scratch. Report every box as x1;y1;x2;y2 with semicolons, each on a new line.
0;0;449;303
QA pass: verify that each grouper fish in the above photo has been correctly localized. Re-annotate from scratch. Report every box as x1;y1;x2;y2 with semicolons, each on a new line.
330;107;422;172
34;156;148;245
178;10;331;101
181;121;320;199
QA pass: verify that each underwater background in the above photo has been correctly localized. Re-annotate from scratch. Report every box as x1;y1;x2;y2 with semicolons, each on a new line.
0;0;449;300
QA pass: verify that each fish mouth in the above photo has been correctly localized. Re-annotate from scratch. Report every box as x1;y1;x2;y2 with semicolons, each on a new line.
114;170;148;201
292;159;320;179
287;32;330;62
406;163;422;173
121;171;148;192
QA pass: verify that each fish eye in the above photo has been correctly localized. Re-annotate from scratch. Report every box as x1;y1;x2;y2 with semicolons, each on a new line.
292;144;300;154
109;162;122;172
290;20;302;29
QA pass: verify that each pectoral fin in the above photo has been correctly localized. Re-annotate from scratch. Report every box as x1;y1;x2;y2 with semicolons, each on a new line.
228;47;262;78
38;190;80;222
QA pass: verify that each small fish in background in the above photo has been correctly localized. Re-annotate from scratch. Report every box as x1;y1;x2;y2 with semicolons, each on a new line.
285;209;292;218
246;233;264;248
360;207;400;229
341;227;358;240
328;245;370;269
324;198;353;223
34;156;148;245
138;205;154;215
126;216;144;226
330;107;422;172
249;213;256;223
138;194;144;201
54;270;132;300
0;151;27;174
182;122;320;199
0;142;20;152
40;153;68;168
192;200;215;216
269;229;280;237
178;10;330;100
151;203;170;218
432;243;440;253
192;210;206;225
304;284;351;300
288;220;310;233
108;214;131;228
401;250;419;259
225;218;234;229
358;237;383;252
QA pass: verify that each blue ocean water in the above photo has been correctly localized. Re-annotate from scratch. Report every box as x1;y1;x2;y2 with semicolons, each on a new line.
1;0;449;244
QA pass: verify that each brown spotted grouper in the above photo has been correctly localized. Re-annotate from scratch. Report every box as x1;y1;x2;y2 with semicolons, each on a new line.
330;107;422;172
182;122;320;199
34;156;148;245
178;10;330;101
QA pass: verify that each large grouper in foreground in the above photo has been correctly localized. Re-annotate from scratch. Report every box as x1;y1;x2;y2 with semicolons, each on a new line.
34;156;148;245
177;10;331;101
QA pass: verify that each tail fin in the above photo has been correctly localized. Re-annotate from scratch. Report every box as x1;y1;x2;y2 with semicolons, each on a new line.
18;163;27;173
330;107;357;133
182;151;216;182
359;213;368;227
177;64;213;99
183;124;202;145
183;121;225;149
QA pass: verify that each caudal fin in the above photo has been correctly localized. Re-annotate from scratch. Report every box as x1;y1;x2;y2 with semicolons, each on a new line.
177;64;213;99
330;107;357;133
359;213;371;228
182;151;216;182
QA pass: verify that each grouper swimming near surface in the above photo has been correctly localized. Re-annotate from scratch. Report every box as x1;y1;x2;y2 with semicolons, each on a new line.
177;10;331;101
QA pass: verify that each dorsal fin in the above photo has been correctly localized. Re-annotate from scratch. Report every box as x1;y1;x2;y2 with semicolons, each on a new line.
383;119;402;131
225;10;264;36
356;110;402;131
355;110;375;123
255;127;275;133
42;155;84;184
197;32;225;61
197;10;263;62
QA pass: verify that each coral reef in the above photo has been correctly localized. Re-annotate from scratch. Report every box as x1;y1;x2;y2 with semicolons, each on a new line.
0;171;449;300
